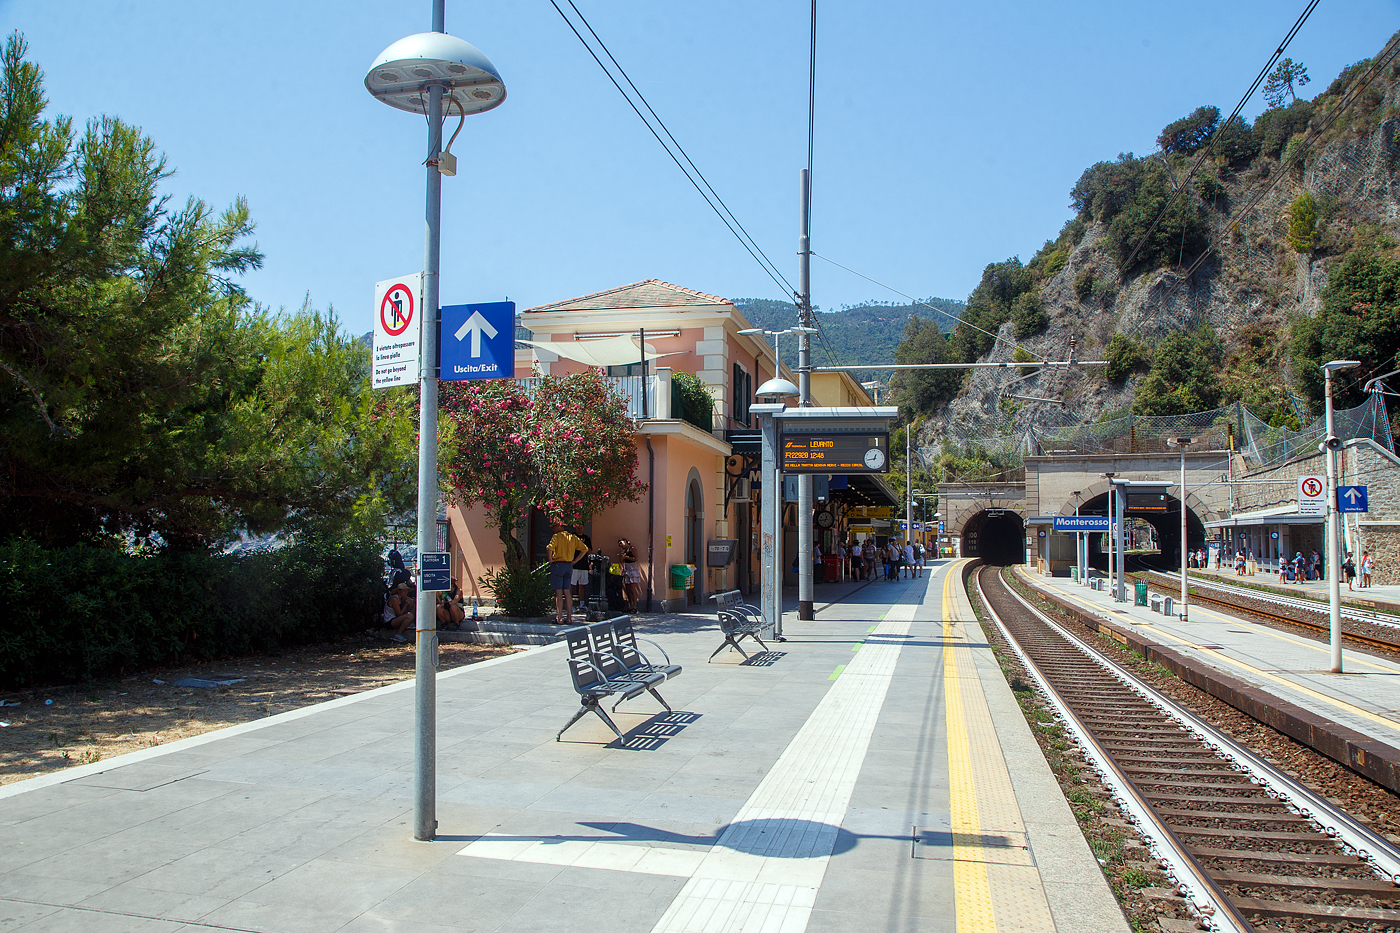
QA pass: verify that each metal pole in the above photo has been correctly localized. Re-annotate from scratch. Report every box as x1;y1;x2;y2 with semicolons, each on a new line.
1180;446;1188;619
797;169;814;621
413;0;446;843
1114;481;1126;601
755;404;781;635
905;426;912;573
1326;368;1343;673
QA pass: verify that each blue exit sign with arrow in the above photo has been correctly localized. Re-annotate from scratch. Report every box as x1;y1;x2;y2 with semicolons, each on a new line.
1338;485;1368;513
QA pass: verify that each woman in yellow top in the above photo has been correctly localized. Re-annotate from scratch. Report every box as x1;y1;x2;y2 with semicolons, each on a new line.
546;521;586;624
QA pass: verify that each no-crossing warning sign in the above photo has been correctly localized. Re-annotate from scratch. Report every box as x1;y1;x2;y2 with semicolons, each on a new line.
373;274;422;389
1297;475;1325;516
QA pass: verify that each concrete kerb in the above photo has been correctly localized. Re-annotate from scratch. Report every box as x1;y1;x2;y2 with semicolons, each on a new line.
0;640;563;803
1013;566;1400;795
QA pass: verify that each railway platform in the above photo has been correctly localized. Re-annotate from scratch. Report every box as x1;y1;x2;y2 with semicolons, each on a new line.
1018;567;1400;774
1187;563;1400;613
0;560;1126;933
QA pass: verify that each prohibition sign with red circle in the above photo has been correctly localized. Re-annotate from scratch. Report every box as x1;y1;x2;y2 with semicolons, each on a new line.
1300;477;1323;498
380;284;415;336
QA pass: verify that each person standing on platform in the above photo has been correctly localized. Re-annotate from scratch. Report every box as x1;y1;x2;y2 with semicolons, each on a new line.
547;521;586;625
851;541;863;581
1362;550;1373;588
618;537;643;612
1344;552;1357;591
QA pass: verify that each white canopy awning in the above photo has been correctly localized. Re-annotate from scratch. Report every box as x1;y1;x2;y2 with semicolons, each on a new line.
520;335;679;368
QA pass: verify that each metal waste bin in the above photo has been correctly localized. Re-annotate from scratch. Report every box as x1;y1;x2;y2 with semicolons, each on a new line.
1134;582;1149;606
1070;567;1079;582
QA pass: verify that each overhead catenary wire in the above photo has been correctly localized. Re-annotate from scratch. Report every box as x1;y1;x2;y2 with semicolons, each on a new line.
549;0;797;302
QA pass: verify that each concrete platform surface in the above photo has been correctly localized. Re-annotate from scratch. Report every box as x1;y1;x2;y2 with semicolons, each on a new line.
1025;568;1400;754
0;560;1126;933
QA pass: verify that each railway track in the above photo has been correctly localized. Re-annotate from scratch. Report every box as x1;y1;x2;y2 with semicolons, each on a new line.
976;565;1400;932
1142;571;1400;656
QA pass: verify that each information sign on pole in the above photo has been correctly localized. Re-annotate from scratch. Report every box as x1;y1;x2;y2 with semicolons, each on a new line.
440;301;515;381
1337;485;1369;514
419;552;450;591
373;274;422;388
1297;475;1326;516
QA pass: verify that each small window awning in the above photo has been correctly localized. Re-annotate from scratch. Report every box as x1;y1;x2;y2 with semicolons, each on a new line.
520;335;681;368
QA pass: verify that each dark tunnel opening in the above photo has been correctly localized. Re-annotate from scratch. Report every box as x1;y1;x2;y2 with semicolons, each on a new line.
964;510;1025;565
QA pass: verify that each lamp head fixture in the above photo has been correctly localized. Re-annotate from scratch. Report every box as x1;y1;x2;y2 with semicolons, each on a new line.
756;377;799;399
366;32;505;115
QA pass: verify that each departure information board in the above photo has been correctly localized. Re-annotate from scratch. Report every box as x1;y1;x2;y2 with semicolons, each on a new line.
781;432;890;473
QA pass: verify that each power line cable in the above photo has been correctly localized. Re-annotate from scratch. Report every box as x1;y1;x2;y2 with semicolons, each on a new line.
1120;0;1320;273
548;0;798;300
810;251;1049;362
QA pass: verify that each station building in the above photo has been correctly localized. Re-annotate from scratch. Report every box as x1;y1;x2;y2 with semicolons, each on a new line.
444;279;899;612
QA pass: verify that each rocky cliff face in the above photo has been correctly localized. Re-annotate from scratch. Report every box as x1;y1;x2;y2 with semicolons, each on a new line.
932;62;1400;444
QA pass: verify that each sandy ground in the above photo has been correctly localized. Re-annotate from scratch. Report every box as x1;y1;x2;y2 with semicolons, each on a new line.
0;634;516;787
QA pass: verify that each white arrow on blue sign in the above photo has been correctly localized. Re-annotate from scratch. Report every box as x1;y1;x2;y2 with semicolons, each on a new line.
1338;485;1369;513
441;301;514;381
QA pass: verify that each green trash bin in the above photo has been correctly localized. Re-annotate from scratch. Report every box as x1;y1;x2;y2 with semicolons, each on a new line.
1134;582;1149;606
1070;567;1079;582
669;563;695;590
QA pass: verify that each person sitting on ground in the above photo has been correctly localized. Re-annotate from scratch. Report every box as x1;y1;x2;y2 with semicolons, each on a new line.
385;549;413;592
437;576;465;630
547;520;587;625
384;582;415;643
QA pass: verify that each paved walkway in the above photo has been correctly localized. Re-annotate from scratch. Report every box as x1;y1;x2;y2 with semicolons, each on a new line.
0;560;1125;933
1187;564;1400;612
1025;568;1400;754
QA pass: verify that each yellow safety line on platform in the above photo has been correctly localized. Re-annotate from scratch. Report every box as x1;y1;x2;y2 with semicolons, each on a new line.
942;565;1055;932
1048;583;1400;734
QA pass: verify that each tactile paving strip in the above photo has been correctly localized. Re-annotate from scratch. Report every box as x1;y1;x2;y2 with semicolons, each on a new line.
941;569;1056;933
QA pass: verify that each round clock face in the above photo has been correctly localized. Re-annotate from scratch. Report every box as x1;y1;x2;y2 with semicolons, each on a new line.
864;447;886;470
816;510;834;528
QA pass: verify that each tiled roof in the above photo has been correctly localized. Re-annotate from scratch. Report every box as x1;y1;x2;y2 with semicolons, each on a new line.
524;279;733;313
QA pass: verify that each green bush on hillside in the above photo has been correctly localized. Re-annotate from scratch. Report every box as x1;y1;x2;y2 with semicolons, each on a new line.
0;537;383;689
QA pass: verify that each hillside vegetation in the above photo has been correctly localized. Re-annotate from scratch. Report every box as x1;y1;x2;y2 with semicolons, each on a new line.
896;32;1400;441
733;296;963;386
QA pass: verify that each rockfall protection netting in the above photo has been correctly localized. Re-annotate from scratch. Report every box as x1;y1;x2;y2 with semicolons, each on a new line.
925;393;1393;472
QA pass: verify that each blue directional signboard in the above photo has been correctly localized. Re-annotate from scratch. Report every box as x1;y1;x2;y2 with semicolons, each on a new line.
1053;516;1111;533
441;301;514;381
419;552;451;592
1338;485;1369;514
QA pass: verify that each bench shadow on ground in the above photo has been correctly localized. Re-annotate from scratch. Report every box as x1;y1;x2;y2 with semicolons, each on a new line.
557;709;703;751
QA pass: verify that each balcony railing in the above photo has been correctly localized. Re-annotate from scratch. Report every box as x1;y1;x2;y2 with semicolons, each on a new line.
514;369;672;421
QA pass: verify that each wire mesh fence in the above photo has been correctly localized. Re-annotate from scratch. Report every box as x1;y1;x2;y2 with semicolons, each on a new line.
926;393;1392;473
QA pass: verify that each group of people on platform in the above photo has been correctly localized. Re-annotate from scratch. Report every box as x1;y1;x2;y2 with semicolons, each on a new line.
840;540;926;582
1269;549;1374;590
546;521;644;625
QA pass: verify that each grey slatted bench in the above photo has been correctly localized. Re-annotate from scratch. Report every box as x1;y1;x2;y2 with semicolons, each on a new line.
708;589;773;661
556;620;677;742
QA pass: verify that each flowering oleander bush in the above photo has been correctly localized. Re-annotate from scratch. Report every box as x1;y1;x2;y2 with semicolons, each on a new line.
440;370;646;572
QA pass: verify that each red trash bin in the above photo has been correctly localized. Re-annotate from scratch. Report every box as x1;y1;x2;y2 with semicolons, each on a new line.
823;556;843;582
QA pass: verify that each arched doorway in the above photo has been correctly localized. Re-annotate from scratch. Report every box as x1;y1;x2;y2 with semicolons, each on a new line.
685;475;703;605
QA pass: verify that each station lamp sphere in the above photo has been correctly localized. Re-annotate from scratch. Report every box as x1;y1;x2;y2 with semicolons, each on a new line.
756;377;800;399
365;32;505;114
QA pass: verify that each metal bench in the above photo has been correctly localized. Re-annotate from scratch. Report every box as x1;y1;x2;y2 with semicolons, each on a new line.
707;589;773;661
557;621;676;742
600;617;682;683
1148;592;1164;613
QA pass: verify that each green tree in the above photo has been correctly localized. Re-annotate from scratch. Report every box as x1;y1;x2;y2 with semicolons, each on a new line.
1011;290;1048;338
1212;114;1259;169
1292;249;1400;408
1287;191;1318;253
440;370;646;570
1264;58;1310;109
1253;99;1314;159
1105;334;1146;383
1157;106;1220;155
890;316;962;417
1132;327;1224;415
0;34;412;548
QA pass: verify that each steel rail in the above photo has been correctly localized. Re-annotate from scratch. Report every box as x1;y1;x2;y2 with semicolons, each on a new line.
1151;570;1400;631
1001;568;1400;886
1143;571;1400;654
973;567;1256;933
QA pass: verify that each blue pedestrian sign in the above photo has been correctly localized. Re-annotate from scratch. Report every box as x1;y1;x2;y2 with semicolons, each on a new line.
441;301;514;381
419;552;451;591
1338;485;1369;513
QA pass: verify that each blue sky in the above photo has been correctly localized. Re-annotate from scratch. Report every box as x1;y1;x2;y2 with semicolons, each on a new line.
4;1;1396;335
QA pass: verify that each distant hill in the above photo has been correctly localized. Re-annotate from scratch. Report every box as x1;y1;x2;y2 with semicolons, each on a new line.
732;297;964;385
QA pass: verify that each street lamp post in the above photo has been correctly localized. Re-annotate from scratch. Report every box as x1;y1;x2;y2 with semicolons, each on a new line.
365;1;505;842
1071;491;1083;584
1167;438;1192;619
1323;359;1360;673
